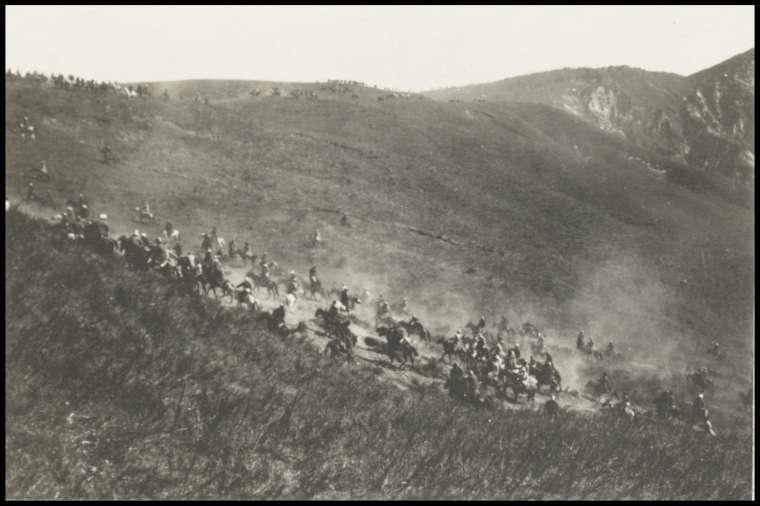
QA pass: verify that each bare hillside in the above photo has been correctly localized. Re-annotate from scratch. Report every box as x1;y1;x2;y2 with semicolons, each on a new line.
5;77;754;422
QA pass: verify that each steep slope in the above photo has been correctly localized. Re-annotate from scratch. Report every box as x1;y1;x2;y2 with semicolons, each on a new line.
680;48;755;179
6;210;752;499
425;49;755;182
5;77;754;419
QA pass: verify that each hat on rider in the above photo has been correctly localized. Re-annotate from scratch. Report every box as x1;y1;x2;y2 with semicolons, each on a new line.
98;213;107;220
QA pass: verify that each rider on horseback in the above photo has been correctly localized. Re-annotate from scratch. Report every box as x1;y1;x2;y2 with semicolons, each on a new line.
340;286;351;313
242;242;254;261
599;372;613;394
576;330;586;350
286;271;301;295
272;304;286;328
237;276;254;292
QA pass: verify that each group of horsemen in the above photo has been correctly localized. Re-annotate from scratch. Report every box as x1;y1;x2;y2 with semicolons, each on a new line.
40;195;719;432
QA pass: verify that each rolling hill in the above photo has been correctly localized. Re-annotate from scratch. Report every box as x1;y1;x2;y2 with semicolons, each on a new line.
5;73;754;426
425;49;755;182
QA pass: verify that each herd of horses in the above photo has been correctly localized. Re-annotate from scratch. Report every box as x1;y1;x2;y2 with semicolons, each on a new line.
43;201;748;428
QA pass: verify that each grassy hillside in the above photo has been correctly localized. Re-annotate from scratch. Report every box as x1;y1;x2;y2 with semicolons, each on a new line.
5;210;753;499
5;77;754;419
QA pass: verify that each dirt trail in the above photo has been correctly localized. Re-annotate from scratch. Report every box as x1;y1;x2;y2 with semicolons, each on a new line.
218;263;604;415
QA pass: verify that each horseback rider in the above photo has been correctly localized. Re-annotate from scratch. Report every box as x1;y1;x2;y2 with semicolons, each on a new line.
237;276;254;292
150;237;169;268
449;363;464;400
327;300;341;322
511;343;521;360
576;330;585;350
398;297;409;315
172;242;183;258
24;182;35;201
709;341;720;356
477;314;486;330
312;230;321;247
655;389;675;417
465;370;479;401
505;349;518;370
286;271;300;295
260;261;271;279
242;242;254;261
142;201;151;215
599;372;613;394
544;351;554;369
272;304;286;327
544;395;560;417
475;333;487;355
340;286;351;313
259;252;268;269
692;393;707;419
606;342;615;356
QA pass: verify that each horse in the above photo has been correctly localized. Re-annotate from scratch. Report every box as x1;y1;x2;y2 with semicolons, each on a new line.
251;272;280;298
520;321;540;338
236;288;259;310
324;338;355;365
163;228;180;242
200;266;230;299
529;362;562;393
387;341;418;369
501;370;538;403
437;337;465;363
398;318;431;342
135;207;156;223
315;308;357;345
117;235;151;271
376;325;404;351
307;277;326;300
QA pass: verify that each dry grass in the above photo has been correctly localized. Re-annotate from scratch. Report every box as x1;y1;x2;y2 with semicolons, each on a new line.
5;210;753;499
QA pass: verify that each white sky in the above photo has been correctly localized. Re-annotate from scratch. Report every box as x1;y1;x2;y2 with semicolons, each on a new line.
5;5;755;91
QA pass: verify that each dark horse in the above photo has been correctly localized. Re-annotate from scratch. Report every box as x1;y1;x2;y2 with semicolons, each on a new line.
376;326;418;368
398;318;431;342
117;235;151;271
529;362;562;393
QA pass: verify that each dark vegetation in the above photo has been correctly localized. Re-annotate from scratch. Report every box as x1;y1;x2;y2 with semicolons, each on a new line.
5;210;752;499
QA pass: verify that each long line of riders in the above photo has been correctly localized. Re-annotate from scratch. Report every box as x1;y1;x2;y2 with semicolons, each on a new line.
28;194;730;437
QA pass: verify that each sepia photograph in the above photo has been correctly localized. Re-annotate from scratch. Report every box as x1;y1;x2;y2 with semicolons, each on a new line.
5;5;755;500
